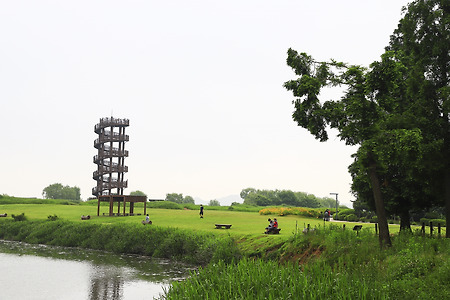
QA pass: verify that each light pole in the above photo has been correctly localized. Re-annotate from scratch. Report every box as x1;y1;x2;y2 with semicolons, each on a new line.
330;193;338;219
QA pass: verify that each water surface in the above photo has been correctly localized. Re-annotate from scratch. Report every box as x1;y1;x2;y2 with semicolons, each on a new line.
0;240;192;300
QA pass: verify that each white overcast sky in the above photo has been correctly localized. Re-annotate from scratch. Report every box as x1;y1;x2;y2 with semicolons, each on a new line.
1;0;411;207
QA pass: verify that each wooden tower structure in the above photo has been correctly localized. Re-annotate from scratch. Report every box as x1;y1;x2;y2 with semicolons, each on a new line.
93;117;129;197
92;117;147;216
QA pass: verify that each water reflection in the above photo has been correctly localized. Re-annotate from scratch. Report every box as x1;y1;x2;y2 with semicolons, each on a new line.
0;240;192;300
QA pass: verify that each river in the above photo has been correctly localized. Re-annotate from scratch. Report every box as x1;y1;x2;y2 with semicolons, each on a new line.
0;240;193;300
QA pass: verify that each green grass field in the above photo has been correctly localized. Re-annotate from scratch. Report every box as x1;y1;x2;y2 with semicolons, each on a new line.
0;203;414;237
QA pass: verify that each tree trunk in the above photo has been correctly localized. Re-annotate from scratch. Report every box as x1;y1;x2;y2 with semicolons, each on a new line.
399;209;412;232
367;156;392;247
445;168;450;238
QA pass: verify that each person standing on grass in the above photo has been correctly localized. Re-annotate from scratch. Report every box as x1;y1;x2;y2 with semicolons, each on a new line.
199;204;204;218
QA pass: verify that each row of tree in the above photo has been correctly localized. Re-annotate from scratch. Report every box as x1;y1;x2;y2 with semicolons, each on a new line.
284;0;449;244
164;193;222;206
240;188;342;208
42;183;80;201
164;193;195;204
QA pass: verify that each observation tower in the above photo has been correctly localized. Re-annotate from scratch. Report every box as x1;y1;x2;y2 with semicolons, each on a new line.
92;117;129;197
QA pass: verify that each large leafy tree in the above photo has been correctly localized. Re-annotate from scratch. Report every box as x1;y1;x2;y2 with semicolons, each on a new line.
386;0;449;237
284;49;396;247
284;0;449;242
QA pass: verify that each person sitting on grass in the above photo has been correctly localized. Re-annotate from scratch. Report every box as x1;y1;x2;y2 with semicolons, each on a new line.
273;218;278;231
142;214;152;225
265;218;274;234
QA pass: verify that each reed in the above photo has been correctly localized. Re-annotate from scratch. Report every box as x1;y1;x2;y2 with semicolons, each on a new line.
164;229;450;299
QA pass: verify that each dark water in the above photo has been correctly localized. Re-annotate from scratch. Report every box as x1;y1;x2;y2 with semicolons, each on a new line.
0;240;193;300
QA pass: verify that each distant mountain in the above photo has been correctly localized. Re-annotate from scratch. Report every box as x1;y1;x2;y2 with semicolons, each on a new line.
194;194;243;206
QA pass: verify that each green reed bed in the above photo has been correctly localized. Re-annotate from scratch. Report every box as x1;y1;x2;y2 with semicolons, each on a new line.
164;227;450;300
164;258;377;300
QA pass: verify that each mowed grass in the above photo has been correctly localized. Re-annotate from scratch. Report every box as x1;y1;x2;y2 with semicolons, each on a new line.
0;203;412;237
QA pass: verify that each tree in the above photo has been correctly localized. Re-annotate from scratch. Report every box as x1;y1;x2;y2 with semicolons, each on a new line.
278;190;299;206
182;195;195;204
285;0;449;242
386;0;449;237
208;199;220;206
165;193;184;204
284;49;393;247
240;188;256;200
295;192;321;208
130;190;147;197
42;183;80;200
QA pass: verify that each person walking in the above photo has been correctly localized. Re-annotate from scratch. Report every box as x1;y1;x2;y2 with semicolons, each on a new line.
199;204;204;218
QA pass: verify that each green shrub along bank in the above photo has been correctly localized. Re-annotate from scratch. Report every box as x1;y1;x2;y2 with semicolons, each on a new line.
0;219;241;265
164;228;450;299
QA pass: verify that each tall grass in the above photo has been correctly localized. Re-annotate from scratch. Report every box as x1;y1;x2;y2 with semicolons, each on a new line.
164;228;450;299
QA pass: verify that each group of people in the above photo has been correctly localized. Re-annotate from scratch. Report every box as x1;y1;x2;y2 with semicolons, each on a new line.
323;209;331;221
264;218;278;234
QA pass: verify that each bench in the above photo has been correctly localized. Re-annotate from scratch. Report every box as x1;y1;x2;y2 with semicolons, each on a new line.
266;228;281;234
353;225;362;231
215;224;232;229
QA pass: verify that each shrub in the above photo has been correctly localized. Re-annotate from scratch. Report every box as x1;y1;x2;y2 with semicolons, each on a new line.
337;208;355;219
11;213;27;221
47;214;59;221
259;207;321;218
430;219;446;227
345;214;359;222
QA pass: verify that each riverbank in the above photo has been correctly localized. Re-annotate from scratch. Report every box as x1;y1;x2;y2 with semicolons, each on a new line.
0;219;242;265
0;200;449;299
1;218;449;299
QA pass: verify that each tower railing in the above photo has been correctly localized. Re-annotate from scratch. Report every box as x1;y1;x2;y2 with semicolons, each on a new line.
93;117;129;197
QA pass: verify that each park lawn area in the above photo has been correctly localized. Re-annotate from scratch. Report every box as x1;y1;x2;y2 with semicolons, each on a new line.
0;203;416;237
0;204;324;235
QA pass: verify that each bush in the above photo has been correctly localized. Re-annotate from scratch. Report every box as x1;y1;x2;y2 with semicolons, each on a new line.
430;219;446;227
337;208;355;219
47;214;59;221
259;207;321;218
345;214;359;222
11;213;27;221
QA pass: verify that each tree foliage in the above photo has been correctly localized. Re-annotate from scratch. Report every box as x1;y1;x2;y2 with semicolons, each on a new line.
130;190;147;197
284;0;449;242
165;193;195;204
42;183;80;201
239;188;338;209
208;199;220;206
386;0;450;237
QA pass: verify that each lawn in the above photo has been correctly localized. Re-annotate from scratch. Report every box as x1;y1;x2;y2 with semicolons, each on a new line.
0;203;408;237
